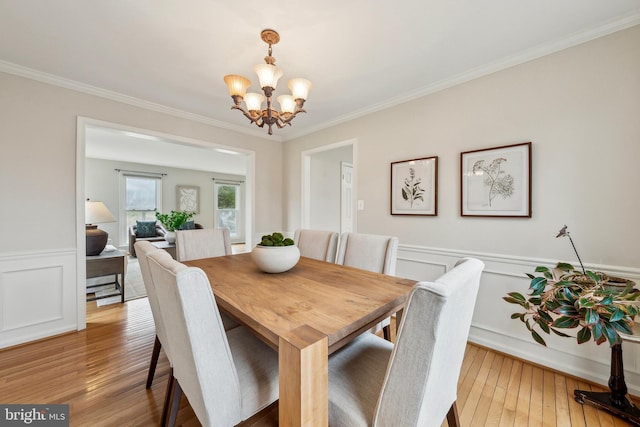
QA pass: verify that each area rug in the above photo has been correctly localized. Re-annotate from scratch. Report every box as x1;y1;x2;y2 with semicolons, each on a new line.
86;256;147;307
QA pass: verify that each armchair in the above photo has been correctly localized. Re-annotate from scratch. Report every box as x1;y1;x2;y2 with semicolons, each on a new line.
129;222;166;257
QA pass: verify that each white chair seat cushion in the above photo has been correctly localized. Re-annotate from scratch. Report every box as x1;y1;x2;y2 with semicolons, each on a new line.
227;326;280;421
328;332;393;427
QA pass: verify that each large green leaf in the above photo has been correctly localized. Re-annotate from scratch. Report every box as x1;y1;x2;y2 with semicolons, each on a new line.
584;308;599;325
602;323;620;346
553;316;580;329
536;318;551;334
531;330;547;346
578;298;594;308
592;322;604;341
554;306;578;316
530;277;547;294
537;309;553;323
577;327;592;344
550;328;571;338
556;262;574;272
534;266;550;273
611;320;632;335
609;308;625;322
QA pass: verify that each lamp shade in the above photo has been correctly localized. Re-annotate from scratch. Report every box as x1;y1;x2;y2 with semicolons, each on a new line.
288;78;312;100
254;63;283;89
223;74;251;97
277;95;296;114
244;92;265;111
85;201;116;224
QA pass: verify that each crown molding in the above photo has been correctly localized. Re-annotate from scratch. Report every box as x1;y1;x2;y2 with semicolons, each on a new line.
2;12;638;144
0;60;281;142
283;13;640;141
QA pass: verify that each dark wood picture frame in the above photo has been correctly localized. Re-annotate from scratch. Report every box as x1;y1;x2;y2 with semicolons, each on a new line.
390;156;438;216
460;142;531;217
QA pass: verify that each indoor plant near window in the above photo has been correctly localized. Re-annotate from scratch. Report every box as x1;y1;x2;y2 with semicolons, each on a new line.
503;226;640;423
155;209;195;244
251;232;300;273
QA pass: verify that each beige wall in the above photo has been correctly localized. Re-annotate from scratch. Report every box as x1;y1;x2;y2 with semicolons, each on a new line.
0;72;284;254
282;25;640;391
284;25;640;268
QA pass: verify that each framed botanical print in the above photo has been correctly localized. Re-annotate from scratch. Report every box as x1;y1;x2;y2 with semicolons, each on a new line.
176;185;199;213
390;156;438;216
460;142;531;217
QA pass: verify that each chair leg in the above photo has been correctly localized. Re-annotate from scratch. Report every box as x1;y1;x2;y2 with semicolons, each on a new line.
382;324;391;341
161;370;176;427
146;335;162;389
446;401;460;427
167;378;182;427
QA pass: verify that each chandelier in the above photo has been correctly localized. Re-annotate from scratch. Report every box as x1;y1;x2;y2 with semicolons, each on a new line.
224;29;312;135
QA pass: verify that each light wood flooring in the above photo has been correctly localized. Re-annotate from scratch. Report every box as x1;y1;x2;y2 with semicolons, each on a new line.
0;297;636;426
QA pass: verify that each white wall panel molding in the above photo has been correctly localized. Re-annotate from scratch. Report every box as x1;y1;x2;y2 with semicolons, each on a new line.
396;243;640;394
0;250;77;349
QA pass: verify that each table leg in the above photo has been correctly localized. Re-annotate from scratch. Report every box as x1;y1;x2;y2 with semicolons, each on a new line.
395;308;404;337
279;325;328;427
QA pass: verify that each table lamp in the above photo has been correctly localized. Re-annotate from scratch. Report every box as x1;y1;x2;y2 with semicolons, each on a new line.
85;199;116;256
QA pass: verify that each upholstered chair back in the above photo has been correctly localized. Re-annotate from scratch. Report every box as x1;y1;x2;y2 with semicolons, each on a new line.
374;258;484;426
134;241;172;361
336;232;398;275
147;251;242;426
175;228;232;262
293;229;339;262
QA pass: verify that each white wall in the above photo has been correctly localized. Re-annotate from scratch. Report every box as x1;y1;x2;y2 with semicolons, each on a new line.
309;145;353;231
284;26;640;390
0;71;284;347
85;158;245;247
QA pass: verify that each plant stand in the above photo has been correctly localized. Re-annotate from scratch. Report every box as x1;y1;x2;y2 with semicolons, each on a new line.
574;343;640;426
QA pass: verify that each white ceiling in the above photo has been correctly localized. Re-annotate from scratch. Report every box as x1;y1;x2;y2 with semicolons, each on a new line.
1;1;639;143
85;125;249;174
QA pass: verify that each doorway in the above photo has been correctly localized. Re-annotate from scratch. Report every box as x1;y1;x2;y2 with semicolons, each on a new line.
301;139;357;233
76;117;255;328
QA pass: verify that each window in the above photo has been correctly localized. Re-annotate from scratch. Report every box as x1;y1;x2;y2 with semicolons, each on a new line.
215;181;244;243
121;174;162;243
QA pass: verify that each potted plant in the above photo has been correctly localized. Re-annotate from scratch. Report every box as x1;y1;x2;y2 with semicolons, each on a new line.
503;226;638;346
503;226;640;423
155;209;195;244
251;232;300;273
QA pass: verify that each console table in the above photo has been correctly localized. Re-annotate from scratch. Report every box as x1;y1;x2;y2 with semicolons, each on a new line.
86;249;126;303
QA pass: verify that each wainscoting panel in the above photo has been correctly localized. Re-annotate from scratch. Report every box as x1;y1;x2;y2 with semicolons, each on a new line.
0;250;77;349
396;244;640;395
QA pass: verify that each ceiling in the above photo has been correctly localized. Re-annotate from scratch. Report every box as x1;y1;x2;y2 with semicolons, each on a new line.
1;1;639;142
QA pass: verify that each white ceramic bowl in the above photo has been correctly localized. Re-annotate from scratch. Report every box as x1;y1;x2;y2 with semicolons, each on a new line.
251;245;301;273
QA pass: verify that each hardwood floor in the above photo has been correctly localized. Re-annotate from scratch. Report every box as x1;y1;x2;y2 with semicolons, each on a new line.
0;298;636;426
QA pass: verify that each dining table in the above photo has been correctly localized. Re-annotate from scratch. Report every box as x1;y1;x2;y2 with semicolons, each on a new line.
184;252;417;427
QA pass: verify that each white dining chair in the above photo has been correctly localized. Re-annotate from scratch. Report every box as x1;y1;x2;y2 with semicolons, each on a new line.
174;227;239;330
294;229;339;262
134;241;170;390
175;228;232;262
147;250;279;427
336;232;399;339
328;257;484;427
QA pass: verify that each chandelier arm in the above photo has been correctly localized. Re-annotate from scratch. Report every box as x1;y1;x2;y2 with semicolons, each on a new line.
231;105;264;126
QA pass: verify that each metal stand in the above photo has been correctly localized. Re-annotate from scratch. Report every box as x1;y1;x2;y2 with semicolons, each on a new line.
574;343;640;425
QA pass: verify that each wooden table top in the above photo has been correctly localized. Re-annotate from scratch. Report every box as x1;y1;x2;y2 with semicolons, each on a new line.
184;253;417;353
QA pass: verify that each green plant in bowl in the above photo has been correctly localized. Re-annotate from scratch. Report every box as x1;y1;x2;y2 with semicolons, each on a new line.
259;232;294;247
155;209;195;231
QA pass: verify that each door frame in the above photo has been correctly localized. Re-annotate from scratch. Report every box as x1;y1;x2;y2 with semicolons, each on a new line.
301;138;357;231
76;117;255;329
